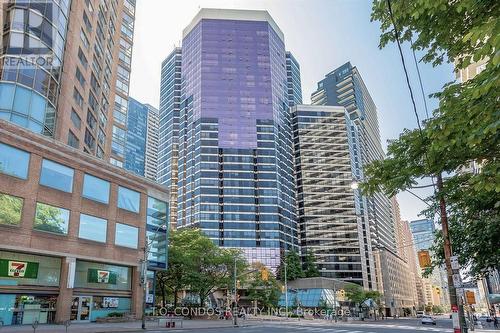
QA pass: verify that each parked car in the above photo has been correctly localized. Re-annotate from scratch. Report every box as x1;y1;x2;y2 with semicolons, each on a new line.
422;315;437;325
416;311;425;318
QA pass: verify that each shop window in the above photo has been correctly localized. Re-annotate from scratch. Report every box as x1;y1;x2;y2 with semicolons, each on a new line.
39;159;74;193
0;142;30;179
82;174;110;204
117;186;140;213
79;214;107;243
0;193;23;226
115;223;138;249
34;202;70;235
74;260;131;291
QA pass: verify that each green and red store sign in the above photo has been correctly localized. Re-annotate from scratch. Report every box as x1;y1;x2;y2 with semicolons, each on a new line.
0;259;39;279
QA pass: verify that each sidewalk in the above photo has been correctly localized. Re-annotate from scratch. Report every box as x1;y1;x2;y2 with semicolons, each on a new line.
0;319;242;333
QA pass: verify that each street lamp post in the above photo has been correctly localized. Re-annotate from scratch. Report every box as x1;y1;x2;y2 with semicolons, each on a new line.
233;256;238;327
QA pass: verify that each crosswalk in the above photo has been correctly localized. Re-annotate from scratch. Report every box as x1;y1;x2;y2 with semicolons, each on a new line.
242;323;454;332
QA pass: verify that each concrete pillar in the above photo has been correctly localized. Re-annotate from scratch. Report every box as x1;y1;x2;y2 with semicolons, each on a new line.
131;264;143;319
55;257;75;323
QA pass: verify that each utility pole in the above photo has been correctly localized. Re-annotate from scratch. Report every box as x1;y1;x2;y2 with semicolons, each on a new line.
436;173;467;333
284;259;288;319
233;256;238;327
141;244;149;330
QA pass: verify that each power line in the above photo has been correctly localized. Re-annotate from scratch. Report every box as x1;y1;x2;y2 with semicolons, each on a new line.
411;39;431;120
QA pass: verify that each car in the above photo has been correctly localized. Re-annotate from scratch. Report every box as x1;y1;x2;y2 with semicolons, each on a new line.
416;311;425;318
421;315;437;325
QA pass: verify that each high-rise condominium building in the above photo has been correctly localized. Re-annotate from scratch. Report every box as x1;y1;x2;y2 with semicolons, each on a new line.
158;47;182;227
0;0;136;167
286;51;302;107
291;104;372;288
312;62;395;253
124;97;159;181
160;9;301;268
410;218;450;305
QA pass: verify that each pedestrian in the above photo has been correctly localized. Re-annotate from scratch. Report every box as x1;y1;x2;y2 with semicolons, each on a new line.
494;316;498;329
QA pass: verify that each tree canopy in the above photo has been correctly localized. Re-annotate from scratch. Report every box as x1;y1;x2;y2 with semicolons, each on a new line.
155;228;247;307
365;0;499;279
247;262;282;310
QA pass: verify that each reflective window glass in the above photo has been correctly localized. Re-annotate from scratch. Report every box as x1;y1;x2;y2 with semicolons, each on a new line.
117;186;140;213
34;202;70;235
115;223;138;249
79;213;107;242
82;174;110;204
0;192;23;226
0;142;30;179
39;159;74;193
13;86;31;114
0;83;15;109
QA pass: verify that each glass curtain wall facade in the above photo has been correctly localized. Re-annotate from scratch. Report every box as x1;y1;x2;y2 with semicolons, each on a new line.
0;0;137;165
144;104;159;181
176;9;298;269
285;52;302;107
292;105;370;287
124;97;148;176
0;0;71;135
158;47;182;227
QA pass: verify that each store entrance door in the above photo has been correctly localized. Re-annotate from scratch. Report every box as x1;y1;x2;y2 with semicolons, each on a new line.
70;296;92;321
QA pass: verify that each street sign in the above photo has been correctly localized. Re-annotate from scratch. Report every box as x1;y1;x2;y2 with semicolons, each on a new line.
450;256;460;270
452;274;462;288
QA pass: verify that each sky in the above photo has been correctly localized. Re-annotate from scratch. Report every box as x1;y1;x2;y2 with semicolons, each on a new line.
129;0;456;222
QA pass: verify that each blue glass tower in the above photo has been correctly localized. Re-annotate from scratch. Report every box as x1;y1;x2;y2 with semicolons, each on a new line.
158;47;182;227
160;9;301;269
124;97;148;177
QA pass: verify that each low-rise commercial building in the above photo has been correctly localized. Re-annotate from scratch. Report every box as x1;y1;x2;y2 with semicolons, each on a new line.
0;120;168;326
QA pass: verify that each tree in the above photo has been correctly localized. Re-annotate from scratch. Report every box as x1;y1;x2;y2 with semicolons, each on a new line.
155;229;197;307
345;284;381;314
247;262;281;310
365;0;500;280
303;251;320;278
277;250;304;282
156;229;247;308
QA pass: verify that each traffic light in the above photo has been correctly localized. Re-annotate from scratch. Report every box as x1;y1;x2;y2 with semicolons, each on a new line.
236;280;241;289
435;287;441;295
281;285;285;293
465;290;476;304
418;250;431;268
260;267;269;281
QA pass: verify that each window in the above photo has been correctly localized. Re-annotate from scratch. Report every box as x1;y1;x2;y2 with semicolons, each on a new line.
79;213;107;242
83;11;92;32
117;186;140;213
78;48;88;68
115;223;138;248
73;88;83;107
71;108;81;129
75;67;85;87
0;143;30;179
39;159;74;193
34;202;70;235
80;29;90;49
82;174;109;204
86;110;97;130
84;129;95;149
0;193;23;225
68;131;79;148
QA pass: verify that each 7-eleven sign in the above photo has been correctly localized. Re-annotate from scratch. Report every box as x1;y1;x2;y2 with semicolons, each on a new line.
8;261;27;277
97;270;110;283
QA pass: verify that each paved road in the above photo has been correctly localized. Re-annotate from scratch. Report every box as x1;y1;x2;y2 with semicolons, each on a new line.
135;317;494;333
